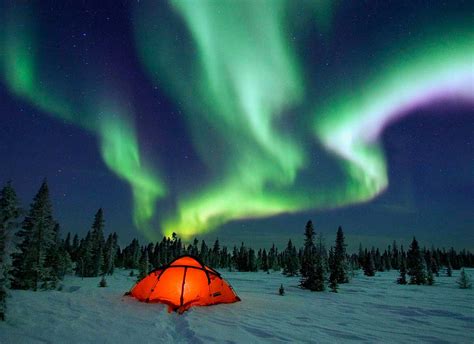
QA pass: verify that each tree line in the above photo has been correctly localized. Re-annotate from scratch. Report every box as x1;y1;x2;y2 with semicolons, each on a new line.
1;181;472;321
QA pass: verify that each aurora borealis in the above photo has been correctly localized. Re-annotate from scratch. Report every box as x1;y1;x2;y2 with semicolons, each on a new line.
0;0;472;246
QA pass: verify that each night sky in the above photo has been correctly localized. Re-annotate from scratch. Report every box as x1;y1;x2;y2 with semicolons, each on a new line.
0;0;472;250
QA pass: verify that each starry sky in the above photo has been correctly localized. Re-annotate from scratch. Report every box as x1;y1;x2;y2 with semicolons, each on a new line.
0;0;472;250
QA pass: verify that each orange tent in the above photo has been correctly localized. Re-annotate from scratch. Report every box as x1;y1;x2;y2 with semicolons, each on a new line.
129;255;240;313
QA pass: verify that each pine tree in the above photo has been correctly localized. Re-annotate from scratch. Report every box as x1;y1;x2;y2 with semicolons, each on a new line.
328;247;338;292
138;249;149;280
363;252;375;277
11;181;56;290
0;182;21;321
103;233;118;275
457;269;472;289
426;269;434;286
279;284;285;296
300;220;318;290
446;258;453;277
90;208;105;277
392;241;400;269
358;243;364;268
334;226;348;283
407;237;426;285
261;249;269;272
313;254;326;291
43;224;62;289
99;275;107;288
397;252;407;284
71;234;79;262
283;239;298;276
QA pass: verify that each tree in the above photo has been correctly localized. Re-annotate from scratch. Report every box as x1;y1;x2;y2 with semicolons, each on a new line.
283;240;298;276
334;226;348;283
138;249;149;280
300;220;318;290
90;208;105;277
313;254;326;292
426;269;434;286
103;233;118;275
44;224;71;289
279;284;285;296
446;258;453;277
457;269;472;289
397;252;407;285
261;249;269;272
328;247;338;292
363;252;375;277
11;181;57;290
0;182;21;321
99;275;107;288
407;237;426;285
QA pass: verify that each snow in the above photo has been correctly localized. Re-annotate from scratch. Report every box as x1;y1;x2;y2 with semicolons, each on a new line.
1;269;473;343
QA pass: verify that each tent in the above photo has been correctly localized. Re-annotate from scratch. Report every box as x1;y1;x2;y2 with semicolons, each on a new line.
128;255;241;313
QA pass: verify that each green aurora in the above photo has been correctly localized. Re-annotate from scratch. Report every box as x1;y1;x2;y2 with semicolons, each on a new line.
0;4;166;235
1;1;472;240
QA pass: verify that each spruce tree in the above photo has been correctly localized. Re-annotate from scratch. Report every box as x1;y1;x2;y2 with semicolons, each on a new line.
426;269;434;286
313;254;326;291
328;247;339;292
334;226;348;283
283;239;298;276
446;259;453;277
457;269;472;289
300;220;318;290
99;275;107;288
71;234;79;262
138;249;149;280
0;182;21;321
363;252;375;277
397;252;407;284
11;181;57;290
261;249;269;272
90;208;105;277
279;284;285;296
407;237;426;285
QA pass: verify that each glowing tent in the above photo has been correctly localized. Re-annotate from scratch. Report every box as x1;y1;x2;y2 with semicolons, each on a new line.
128;255;240;313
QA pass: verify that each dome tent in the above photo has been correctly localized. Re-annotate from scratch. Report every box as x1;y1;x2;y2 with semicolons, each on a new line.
128;255;240;313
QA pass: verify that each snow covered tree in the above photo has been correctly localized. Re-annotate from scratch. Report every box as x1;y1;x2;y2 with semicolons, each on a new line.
138;249;149;280
426;269;434;286
103;233;118;275
90;208;105;277
391;241;400;269
446;258;453;277
99;275;107;288
407;237;426;285
334;226;348;283
261;249;269;272
283;239;298;276
44;224;72;289
397;252;407;284
71;234;79;261
0;182;21;321
313;254;326;291
457;269;472;289
363;252;375;277
279;284;285;296
11;181;57;290
300;220;318;290
328;247;338;292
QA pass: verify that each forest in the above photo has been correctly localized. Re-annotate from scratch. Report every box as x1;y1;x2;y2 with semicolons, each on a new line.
1;180;472;321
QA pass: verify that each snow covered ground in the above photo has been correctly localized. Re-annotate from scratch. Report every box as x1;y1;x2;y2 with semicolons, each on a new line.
0;269;473;343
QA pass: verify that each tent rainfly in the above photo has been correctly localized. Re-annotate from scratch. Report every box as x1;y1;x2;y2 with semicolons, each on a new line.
127;255;240;313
